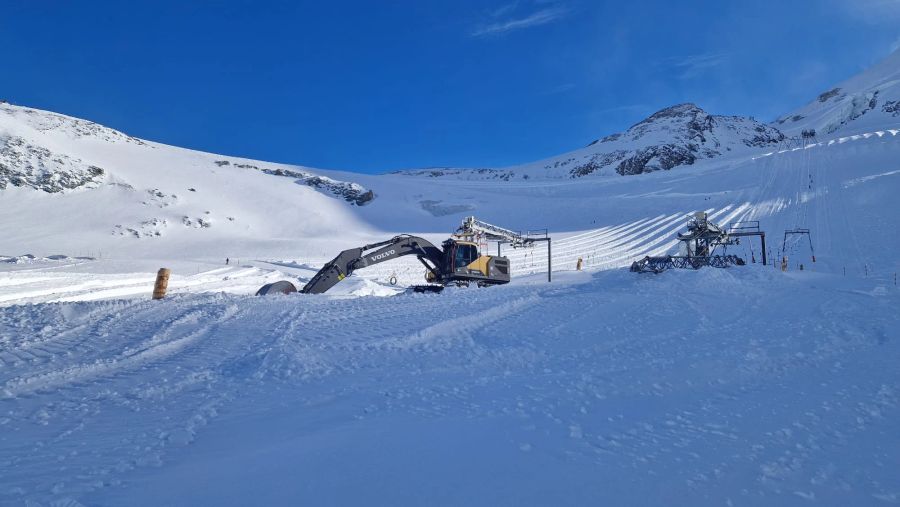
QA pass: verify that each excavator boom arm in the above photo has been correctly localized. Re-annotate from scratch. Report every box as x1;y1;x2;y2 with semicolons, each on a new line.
300;235;444;294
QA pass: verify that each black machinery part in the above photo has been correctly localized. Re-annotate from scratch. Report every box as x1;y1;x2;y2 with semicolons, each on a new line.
255;280;299;296
630;255;746;274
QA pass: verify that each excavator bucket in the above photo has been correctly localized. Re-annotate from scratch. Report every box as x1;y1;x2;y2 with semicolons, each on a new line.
255;280;298;296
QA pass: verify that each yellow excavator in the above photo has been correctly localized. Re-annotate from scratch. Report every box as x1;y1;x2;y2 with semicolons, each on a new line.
257;234;510;295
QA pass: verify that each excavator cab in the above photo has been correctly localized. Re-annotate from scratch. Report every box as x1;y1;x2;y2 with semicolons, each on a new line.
442;239;510;286
452;241;479;269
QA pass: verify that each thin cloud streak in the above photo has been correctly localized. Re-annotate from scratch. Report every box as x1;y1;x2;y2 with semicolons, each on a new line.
833;0;900;21
471;6;568;37
539;82;576;95
489;2;520;19
667;52;730;79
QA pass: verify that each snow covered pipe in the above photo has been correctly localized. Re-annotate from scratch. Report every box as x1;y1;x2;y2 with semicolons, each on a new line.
152;268;171;300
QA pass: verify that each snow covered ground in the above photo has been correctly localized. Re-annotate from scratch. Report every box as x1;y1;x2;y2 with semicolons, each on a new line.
1;52;899;506
1;268;898;506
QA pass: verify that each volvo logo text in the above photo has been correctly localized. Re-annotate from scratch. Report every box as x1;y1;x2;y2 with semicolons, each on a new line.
371;250;395;262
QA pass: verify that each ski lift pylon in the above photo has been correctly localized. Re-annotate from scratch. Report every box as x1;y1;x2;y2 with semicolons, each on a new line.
781;228;815;263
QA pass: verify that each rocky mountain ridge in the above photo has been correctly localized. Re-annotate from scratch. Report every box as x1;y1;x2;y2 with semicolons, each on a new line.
393;103;785;181
773;49;900;137
0;103;374;205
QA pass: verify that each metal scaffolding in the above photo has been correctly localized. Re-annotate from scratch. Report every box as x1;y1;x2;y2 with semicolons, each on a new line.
457;216;553;282
631;212;761;274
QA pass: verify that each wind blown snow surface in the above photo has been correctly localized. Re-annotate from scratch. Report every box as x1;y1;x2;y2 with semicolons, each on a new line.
1;53;900;505
1;269;898;506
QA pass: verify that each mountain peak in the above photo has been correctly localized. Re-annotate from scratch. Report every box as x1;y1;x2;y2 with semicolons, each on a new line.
642;103;705;121
628;102;711;135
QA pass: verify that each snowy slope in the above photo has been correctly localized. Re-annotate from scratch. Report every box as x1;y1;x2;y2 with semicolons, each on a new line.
1;104;899;296
1;124;897;303
0;102;382;264
0;103;373;203
775;49;900;137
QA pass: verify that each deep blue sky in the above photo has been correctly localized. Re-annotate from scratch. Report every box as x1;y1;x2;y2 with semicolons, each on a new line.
3;1;899;173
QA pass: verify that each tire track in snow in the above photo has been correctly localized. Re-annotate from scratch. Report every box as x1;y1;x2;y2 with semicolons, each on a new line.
0;297;306;504
0;276;156;305
0;300;144;369
0;267;270;306
2;303;240;397
387;294;541;350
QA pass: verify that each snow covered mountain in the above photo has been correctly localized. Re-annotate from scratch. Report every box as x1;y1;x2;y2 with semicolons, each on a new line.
578;103;784;177
398;50;900;182
1;50;899;266
0;102;374;202
394;103;785;180
775;49;900;137
0;102;388;261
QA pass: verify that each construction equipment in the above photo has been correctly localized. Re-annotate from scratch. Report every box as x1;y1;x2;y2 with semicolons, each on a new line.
256;234;510;296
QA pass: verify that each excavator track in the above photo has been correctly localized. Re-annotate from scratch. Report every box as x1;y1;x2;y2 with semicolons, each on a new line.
408;285;445;294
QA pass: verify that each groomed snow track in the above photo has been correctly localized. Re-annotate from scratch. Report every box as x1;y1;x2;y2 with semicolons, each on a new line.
1;268;898;505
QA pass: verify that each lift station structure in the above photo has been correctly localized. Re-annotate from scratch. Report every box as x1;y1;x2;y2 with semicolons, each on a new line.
631;212;766;273
781;228;815;261
456;216;553;282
